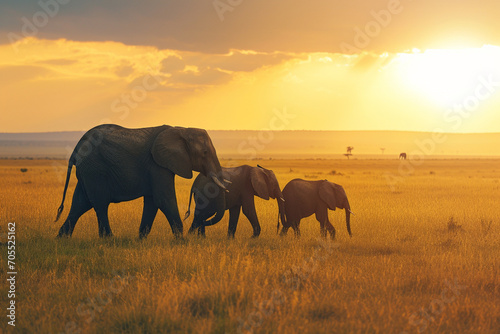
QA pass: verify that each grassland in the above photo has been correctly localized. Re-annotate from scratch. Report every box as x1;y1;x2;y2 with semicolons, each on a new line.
1;158;499;333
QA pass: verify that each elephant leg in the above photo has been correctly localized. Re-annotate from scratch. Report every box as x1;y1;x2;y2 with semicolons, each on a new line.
156;197;183;238
188;215;206;237
150;172;183;238
197;225;206;237
319;221;327;238
242;199;261;238
57;182;92;237
227;205;241;238
94;204;113;238
325;218;336;240
280;225;290;236
139;196;158;239
315;209;329;239
292;221;301;238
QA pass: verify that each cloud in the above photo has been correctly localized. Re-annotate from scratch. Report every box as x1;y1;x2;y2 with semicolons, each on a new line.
169;68;231;86
2;0;500;53
0;65;53;84
1;38;499;133
161;56;185;74
182;50;303;72
36;58;78;66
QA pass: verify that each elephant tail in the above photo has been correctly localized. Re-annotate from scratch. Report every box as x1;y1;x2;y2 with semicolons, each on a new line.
55;159;74;222
184;188;195;221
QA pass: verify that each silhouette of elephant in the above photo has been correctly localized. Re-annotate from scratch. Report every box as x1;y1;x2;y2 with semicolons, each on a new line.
55;124;227;239
185;165;285;238
399;152;407;160
279;179;352;239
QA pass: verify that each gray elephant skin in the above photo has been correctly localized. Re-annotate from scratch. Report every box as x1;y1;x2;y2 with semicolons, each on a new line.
55;124;226;239
279;179;352;239
185;165;286;238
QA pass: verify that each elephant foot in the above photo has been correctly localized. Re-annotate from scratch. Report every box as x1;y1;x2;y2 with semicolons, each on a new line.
57;224;73;238
173;232;184;240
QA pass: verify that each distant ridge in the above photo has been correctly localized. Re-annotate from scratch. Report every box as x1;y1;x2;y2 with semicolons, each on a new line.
0;130;499;159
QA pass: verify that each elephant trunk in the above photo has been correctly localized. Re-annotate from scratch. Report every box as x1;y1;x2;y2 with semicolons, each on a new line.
345;200;352;237
203;187;226;227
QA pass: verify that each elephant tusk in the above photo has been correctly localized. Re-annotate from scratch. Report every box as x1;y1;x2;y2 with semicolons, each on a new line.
224;179;232;184
280;197;285;202
211;175;227;191
347;209;354;215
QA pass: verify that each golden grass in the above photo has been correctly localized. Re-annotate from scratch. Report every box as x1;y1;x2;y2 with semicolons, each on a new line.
1;158;499;333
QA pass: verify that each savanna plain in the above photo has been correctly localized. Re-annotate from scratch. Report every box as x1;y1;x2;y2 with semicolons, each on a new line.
1;158;499;334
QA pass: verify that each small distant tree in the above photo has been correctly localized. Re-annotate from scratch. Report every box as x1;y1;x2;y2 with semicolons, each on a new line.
380;148;385;154
344;146;354;159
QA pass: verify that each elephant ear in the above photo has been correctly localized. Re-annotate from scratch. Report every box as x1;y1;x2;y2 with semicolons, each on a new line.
319;181;337;210
250;167;270;200
151;127;193;179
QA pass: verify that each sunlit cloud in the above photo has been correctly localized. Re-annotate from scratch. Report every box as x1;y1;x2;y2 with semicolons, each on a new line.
1;38;500;133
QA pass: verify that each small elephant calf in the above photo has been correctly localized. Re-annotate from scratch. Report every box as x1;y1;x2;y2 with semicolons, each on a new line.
185;165;286;238
280;178;352;239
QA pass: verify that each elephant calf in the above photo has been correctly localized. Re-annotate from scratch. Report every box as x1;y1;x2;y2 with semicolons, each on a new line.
185;165;286;238
280;178;352;239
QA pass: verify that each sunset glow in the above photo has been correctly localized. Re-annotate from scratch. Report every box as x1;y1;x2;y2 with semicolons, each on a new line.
402;47;500;106
1;1;500;133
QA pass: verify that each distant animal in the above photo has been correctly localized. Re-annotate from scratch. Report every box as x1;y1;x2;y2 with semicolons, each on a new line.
185;165;285;238
279;179;352;239
55;124;227;239
399;152;407;160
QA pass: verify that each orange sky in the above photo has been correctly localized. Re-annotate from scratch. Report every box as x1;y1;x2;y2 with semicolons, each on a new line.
1;1;500;132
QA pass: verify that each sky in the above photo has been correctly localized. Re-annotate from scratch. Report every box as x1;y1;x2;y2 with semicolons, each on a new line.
1;0;500;133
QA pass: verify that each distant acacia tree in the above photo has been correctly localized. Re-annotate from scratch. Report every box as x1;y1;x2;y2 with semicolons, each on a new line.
344;146;354;159
380;148;385;154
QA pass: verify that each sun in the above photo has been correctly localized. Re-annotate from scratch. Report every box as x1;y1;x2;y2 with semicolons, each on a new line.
402;46;500;106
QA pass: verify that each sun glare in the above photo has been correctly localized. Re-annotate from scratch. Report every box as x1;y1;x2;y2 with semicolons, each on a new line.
402;46;500;106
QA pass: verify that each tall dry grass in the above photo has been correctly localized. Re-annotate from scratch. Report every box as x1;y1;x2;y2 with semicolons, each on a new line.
0;159;499;333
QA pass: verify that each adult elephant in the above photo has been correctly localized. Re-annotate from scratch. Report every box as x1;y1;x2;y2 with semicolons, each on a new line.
279;179;352;239
399;152;407;160
185;165;285;238
55;124;227;239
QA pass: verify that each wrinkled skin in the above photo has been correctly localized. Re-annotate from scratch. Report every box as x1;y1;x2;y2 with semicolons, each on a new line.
185;165;285;238
55;124;226;239
280;179;352;239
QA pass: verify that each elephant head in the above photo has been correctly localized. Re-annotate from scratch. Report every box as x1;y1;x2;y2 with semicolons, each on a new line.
319;181;352;236
151;126;226;189
252;165;286;230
